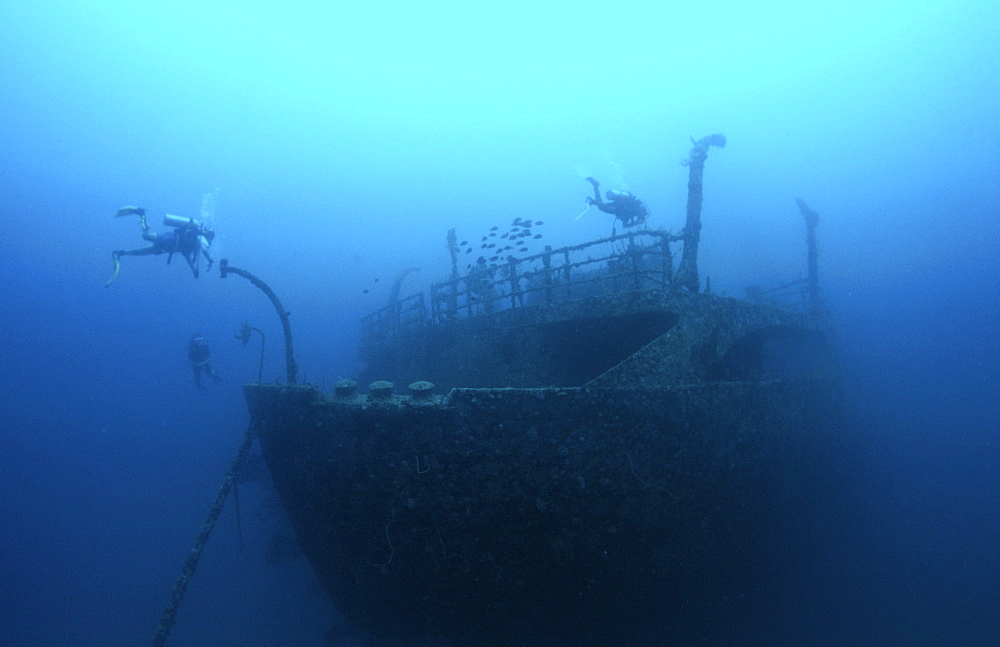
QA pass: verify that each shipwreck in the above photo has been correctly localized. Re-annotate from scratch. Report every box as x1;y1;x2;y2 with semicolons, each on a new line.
222;135;840;645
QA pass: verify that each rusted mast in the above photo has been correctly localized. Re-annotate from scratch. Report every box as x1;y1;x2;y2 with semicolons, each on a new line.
795;198;822;314
673;134;726;292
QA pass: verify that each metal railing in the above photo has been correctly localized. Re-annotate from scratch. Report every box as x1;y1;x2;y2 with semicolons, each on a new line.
744;278;813;312
359;230;679;357
430;229;677;322
359;292;427;358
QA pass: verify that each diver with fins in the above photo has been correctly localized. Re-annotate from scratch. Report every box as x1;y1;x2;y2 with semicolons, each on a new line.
188;333;222;388
582;177;650;232
105;206;216;286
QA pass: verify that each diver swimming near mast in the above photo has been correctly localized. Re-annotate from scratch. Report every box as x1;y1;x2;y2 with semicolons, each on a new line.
580;177;650;234
105;206;216;286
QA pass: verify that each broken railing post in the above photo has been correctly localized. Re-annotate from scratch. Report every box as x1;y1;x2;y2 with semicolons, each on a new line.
220;259;298;385
674;133;726;292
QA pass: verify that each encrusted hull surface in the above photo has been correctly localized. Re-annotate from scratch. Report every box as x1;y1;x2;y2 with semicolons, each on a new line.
247;378;840;645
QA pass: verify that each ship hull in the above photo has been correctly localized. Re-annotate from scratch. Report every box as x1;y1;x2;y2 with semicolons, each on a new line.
247;378;839;645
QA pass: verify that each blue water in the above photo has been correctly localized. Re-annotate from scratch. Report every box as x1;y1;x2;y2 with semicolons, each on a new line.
2;2;997;645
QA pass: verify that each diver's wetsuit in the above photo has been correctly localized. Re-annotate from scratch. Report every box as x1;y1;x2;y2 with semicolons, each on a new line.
188;335;221;388
585;177;649;228
148;230;178;253
106;208;215;286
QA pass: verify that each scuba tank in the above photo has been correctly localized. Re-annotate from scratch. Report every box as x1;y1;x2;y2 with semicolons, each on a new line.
163;214;204;229
605;190;635;202
188;335;211;364
165;214;213;250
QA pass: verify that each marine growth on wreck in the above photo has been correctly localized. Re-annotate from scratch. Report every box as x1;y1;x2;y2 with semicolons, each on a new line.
238;135;841;645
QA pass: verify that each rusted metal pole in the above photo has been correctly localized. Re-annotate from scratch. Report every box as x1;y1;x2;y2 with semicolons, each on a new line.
674;134;726;292
447;229;459;317
795;198;822;314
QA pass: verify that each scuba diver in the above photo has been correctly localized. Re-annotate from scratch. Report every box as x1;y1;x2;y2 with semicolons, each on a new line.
188;333;222;388
584;177;649;231
105;206;216;287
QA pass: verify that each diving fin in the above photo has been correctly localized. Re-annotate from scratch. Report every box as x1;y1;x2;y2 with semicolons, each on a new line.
105;251;121;288
115;206;146;218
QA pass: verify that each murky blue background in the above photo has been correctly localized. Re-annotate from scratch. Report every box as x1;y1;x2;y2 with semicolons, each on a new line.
2;2;997;644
